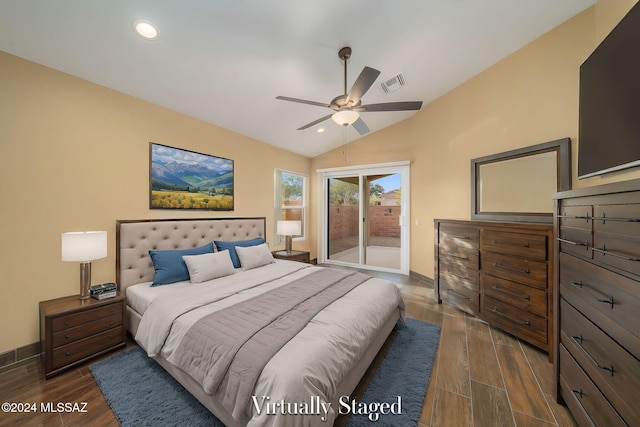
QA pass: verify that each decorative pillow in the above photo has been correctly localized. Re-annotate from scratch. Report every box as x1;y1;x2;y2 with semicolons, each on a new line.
149;243;214;286
214;237;265;268
182;250;235;283
236;243;274;270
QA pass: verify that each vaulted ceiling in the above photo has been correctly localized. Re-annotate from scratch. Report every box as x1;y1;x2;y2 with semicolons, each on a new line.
0;0;595;157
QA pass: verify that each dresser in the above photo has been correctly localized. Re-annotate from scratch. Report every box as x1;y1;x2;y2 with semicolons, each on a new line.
553;179;640;427
39;294;126;379
435;219;554;354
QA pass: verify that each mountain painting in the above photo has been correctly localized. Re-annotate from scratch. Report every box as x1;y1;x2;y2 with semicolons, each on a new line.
150;143;234;210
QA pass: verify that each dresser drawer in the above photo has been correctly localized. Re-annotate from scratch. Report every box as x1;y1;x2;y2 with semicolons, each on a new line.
52;326;123;370
51;302;123;332
52;312;122;348
559;345;627;427
441;264;480;292
439;244;479;270
558;227;592;261
594;203;640;235
481;274;547;317
482;252;548;289
560;299;640;425
481;230;547;261
481;296;547;346
440;282;479;315
440;224;479;250
559;253;640;356
558;204;593;230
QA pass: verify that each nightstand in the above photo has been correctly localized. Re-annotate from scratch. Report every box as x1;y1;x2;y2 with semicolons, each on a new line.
272;250;311;264
39;293;126;379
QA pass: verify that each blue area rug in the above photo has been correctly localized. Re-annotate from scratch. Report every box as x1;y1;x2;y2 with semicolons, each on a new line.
90;317;440;427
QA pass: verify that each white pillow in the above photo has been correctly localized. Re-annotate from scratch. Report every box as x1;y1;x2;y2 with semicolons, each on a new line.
236;243;274;270
182;250;235;283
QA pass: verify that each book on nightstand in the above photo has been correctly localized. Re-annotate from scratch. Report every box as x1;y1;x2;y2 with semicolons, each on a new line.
89;282;117;299
91;290;117;300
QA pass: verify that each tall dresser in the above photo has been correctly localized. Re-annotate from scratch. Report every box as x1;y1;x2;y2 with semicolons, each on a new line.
553;179;640;427
434;219;554;354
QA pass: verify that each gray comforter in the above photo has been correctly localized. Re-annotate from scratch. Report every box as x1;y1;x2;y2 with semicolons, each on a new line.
167;268;370;421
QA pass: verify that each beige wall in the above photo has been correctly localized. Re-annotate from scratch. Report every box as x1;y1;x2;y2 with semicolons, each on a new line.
2;0;639;353
311;0;640;281
0;52;311;352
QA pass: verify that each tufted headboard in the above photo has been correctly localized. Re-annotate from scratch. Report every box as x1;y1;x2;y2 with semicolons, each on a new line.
116;217;266;292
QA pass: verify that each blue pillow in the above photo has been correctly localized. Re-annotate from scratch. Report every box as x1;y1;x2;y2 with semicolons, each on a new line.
149;243;214;286
214;238;265;268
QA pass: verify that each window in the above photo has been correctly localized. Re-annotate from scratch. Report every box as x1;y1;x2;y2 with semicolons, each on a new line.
274;169;307;243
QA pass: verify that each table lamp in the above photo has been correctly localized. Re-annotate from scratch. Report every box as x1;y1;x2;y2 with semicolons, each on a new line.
62;231;107;299
276;220;301;254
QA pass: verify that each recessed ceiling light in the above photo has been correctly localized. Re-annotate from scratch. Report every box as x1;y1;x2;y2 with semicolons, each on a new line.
317;128;325;133
133;20;159;40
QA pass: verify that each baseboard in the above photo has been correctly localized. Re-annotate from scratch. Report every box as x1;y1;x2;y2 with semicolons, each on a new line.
0;341;40;374
409;270;433;288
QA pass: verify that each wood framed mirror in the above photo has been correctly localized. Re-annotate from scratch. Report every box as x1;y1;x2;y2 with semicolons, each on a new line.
471;138;571;223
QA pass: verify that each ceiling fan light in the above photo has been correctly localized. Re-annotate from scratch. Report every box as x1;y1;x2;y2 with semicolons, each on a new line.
332;110;359;126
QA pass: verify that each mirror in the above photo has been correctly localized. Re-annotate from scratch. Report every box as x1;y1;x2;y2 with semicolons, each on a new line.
471;138;571;223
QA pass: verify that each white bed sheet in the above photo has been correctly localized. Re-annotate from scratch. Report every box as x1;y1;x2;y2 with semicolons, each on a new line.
125;262;293;316
133;260;405;427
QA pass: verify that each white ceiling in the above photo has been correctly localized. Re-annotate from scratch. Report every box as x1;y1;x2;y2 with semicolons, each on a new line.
0;0;595;158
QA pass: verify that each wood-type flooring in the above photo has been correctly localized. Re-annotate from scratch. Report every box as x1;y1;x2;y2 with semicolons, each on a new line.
0;270;577;426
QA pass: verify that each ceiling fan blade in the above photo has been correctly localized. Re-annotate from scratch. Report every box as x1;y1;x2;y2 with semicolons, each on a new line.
346;66;381;105
351;117;370;135
276;96;330;109
297;114;333;130
355;101;423;112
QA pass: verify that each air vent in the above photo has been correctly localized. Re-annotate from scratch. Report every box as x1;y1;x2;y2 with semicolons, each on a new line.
379;73;406;94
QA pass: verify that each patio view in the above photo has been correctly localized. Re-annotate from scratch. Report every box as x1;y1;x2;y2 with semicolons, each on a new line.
327;175;401;270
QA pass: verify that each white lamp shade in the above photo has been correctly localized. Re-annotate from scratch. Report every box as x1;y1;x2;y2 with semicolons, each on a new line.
331;110;359;126
277;220;301;236
62;231;107;262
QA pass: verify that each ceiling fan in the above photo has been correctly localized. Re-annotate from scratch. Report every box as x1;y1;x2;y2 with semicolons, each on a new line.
276;47;423;135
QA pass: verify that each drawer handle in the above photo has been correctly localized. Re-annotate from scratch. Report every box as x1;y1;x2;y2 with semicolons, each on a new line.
493;262;530;275
570;281;614;309
445;252;470;261
571;335;615;377
592;245;640;263
559;213;591;221
449;234;471;241
65;334;70;339
491;284;530;300
594;212;640;224
570;389;599;427
492;239;529;248
446;288;470;300
557;236;590;248
65;352;70;357
448;270;471;281
491;308;530;326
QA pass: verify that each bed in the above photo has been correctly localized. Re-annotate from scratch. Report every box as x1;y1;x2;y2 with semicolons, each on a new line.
116;217;405;427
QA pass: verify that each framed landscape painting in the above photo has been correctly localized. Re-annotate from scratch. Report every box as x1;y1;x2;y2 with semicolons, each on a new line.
150;142;234;210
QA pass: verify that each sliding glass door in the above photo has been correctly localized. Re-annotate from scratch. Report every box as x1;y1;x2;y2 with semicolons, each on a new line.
322;163;409;274
327;176;360;264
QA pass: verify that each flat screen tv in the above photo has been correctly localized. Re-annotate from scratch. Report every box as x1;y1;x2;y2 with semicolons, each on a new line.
578;2;640;179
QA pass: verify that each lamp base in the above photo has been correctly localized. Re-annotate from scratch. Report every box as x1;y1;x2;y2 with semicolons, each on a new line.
285;235;293;254
79;261;92;300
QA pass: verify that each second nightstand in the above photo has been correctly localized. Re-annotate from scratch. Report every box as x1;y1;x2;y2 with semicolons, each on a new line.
39;293;126;379
272;250;311;264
